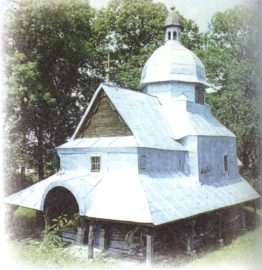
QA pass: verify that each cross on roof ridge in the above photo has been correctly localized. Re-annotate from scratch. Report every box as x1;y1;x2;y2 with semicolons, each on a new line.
102;53;115;84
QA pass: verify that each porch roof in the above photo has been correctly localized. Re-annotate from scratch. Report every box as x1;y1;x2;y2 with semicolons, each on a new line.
4;169;259;226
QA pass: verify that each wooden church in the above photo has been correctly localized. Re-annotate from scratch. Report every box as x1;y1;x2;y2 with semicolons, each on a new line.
5;7;259;266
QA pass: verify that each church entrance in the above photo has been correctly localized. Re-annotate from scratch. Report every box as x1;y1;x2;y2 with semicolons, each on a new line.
42;186;83;244
44;187;79;223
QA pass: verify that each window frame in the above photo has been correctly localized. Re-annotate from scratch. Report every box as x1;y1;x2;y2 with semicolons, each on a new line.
140;155;146;170
91;156;101;172
224;155;228;172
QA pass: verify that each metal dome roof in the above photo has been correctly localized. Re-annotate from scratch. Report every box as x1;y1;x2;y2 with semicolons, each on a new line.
164;12;181;28
138;41;208;89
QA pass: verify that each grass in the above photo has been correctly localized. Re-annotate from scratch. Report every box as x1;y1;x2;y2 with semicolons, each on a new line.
13;207;36;237
180;222;262;270
3;207;262;270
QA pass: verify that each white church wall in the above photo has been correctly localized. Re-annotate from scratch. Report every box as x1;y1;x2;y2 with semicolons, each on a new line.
179;136;239;183
108;152;138;170
58;147;138;172
138;148;187;172
186;100;211;114
143;82;196;102
179;136;199;177
59;152;90;171
198;136;239;184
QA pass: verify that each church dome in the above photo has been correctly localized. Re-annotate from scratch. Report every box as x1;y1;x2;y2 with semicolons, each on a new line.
138;7;208;90
138;41;208;89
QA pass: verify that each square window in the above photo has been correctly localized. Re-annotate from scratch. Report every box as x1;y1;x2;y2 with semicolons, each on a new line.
140;155;146;170
91;156;100;172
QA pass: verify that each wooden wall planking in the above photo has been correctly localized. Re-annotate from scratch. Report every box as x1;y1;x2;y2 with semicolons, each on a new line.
76;91;132;138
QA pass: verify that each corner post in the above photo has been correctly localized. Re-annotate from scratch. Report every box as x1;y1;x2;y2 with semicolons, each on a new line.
76;227;84;245
187;217;196;256
217;210;224;246
146;228;154;268
88;220;94;259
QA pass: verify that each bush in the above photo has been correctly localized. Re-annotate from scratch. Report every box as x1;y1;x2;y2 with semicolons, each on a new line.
42;213;79;249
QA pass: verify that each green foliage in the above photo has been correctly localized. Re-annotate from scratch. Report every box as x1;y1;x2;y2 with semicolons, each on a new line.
93;0;204;88
6;239;85;268
203;6;261;192
125;227;145;246
6;209;262;269
42;214;78;249
14;207;36;219
93;0;167;88
3;0;101;183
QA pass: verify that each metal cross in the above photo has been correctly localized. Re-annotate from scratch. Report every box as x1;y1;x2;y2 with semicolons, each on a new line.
102;53;115;84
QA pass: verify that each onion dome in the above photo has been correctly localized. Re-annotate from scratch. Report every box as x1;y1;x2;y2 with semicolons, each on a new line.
138;7;208;90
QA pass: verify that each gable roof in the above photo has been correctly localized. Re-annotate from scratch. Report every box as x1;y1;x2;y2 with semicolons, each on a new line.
72;83;185;151
72;83;235;152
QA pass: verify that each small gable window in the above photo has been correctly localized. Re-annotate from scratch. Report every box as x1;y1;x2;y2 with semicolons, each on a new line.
91;156;100;172
140;155;146;170
224;156;228;171
195;86;205;105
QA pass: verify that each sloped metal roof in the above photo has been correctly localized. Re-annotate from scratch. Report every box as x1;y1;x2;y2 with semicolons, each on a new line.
72;84;185;151
140;171;259;225
3;171;103;214
164;12;182;28
4;168;259;226
58;136;137;149
103;85;184;150
71;84;235;149
162;99;236;140
4;169;152;224
138;42;208;89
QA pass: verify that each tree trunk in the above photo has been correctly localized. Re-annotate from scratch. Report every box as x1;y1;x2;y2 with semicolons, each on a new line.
241;204;246;232
253;200;257;225
37;129;44;181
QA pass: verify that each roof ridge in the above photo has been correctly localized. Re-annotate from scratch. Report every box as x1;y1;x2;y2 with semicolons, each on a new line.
102;83;142;93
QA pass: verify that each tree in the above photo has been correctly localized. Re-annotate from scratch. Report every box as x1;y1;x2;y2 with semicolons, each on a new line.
93;0;204;88
3;0;100;183
203;6;261;192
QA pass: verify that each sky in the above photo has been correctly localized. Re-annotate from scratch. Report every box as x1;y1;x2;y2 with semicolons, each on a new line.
89;0;255;32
